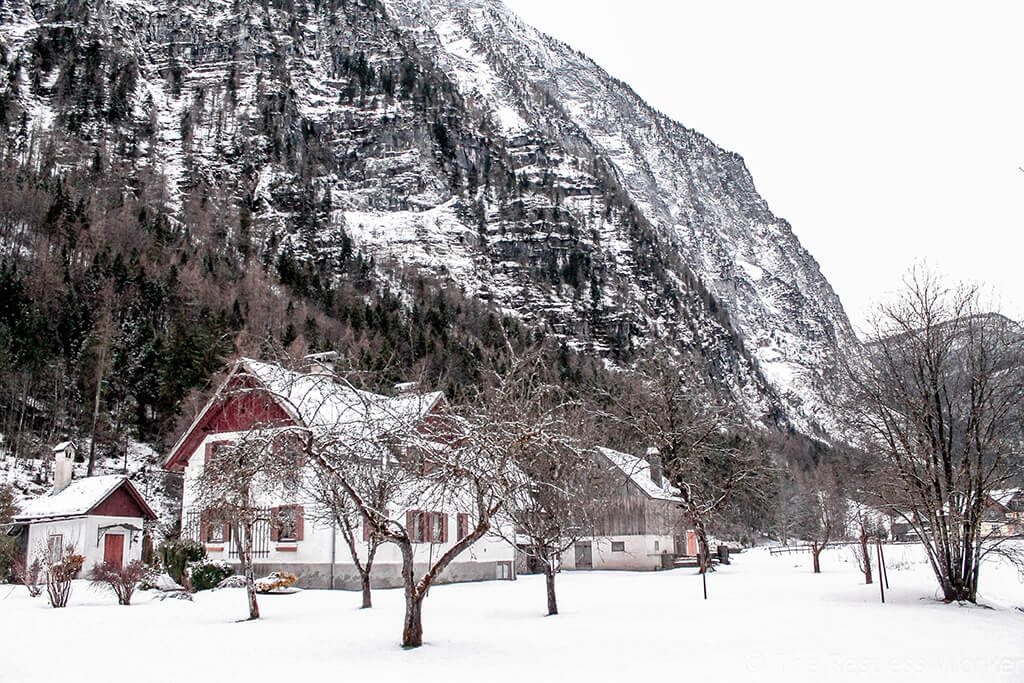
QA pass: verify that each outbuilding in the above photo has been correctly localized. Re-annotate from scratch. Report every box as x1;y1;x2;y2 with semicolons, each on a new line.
10;442;157;570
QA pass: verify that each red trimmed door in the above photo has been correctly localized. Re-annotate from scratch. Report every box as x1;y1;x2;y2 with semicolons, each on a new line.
103;534;125;567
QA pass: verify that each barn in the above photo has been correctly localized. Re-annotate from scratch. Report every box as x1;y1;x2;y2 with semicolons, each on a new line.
559;447;690;571
11;443;157;570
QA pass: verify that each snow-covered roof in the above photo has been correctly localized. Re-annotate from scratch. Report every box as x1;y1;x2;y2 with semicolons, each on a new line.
241;359;444;440
987;488;1022;508
53;440;75;453
14;475;140;521
595;447;681;503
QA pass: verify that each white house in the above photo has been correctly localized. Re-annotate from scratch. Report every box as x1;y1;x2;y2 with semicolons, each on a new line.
12;442;157;571
163;357;517;590
559;447;690;572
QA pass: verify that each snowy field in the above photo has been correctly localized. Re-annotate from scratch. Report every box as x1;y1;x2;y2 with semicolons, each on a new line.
3;545;1022;683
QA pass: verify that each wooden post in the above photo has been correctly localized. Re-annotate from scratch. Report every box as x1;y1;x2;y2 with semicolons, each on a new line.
875;539;885;604
878;540;890;589
702;569;708;600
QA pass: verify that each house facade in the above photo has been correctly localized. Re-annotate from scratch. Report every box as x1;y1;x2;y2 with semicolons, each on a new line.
11;443;157;570
982;489;1024;538
163;357;516;590
558;447;688;572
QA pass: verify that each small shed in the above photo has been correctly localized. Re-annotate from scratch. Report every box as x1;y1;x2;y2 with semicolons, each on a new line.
12;475;157;570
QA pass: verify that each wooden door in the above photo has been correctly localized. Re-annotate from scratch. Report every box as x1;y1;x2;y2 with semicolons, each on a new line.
103;534;125;567
574;542;593;569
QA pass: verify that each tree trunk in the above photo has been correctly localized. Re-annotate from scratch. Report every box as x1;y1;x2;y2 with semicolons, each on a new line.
359;571;372;609
544;565;558;616
87;350;105;478
812;543;822;573
859;533;873;584
399;542;423;648
402;594;424;648
238;523;260;620
695;523;712;574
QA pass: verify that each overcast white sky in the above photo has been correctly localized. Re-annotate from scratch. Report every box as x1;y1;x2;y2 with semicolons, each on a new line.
504;0;1024;332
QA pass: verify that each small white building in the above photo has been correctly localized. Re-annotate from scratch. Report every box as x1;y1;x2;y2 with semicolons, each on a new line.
163;357;517;590
12;442;157;570
559;447;690;572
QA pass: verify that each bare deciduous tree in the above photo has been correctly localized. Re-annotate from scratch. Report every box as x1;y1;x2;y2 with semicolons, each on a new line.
842;269;1024;601
609;353;775;573
193;426;304;620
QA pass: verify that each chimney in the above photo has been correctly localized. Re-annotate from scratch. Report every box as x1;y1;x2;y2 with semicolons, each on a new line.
393;381;420;396
645;446;664;489
303;351;339;376
52;441;76;493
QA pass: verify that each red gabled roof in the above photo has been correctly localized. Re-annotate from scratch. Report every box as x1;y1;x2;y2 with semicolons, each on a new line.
163;362;296;472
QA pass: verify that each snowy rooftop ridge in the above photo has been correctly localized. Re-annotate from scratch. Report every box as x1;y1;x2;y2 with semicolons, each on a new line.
239;358;445;438
14;474;128;521
595;447;681;503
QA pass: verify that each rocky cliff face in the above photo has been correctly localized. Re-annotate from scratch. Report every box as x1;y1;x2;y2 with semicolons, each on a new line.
0;0;857;436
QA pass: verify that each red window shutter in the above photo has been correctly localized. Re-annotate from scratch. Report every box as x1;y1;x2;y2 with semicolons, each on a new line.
221;521;232;542
439;513;448;543
363;518;372;542
269;506;281;542
458;513;469;540
294;506;305;541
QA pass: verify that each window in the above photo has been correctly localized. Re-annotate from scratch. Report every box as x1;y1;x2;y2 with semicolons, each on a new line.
654;540;660;552
407;511;447;543
271;505;304;542
47;534;64;563
611;541;626;553
203;512;230;544
457;513;470;540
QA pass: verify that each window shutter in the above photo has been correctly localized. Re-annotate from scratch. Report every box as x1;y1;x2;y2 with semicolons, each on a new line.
221;521;232;542
440;513;448;543
294;506;305;541
421;511;430;543
458;513;469;540
269;506;281;542
406;510;416;542
200;511;211;543
363;518;372;542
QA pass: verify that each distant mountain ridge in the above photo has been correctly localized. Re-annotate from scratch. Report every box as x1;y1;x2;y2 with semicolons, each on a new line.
0;0;858;438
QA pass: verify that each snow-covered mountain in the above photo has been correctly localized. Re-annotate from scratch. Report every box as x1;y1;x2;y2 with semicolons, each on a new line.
0;0;858;436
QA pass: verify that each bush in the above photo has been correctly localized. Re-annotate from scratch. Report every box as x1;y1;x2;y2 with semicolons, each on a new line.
46;548;85;608
190;560;234;592
157;539;205;587
0;535;17;583
12;557;43;597
90;560;151;606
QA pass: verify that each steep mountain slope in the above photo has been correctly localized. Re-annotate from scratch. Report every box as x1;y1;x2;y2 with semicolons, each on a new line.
0;0;857;436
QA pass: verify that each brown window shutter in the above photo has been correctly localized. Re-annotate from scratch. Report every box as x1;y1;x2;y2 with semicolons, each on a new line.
440;513;448;543
221;521;232;542
406;510;416;542
458;513;468;540
294;506;305;541
200;511;211;543
363;517;372;542
269;506;281;542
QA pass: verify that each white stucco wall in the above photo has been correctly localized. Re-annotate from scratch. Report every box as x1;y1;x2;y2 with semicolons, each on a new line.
182;433;516;572
25;515;146;571
561;534;675;571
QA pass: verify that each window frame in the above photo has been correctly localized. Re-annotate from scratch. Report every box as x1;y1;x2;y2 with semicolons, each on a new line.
611;541;626;553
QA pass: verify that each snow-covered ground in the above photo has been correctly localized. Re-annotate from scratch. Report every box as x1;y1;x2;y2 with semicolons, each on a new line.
3;545;1022;682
